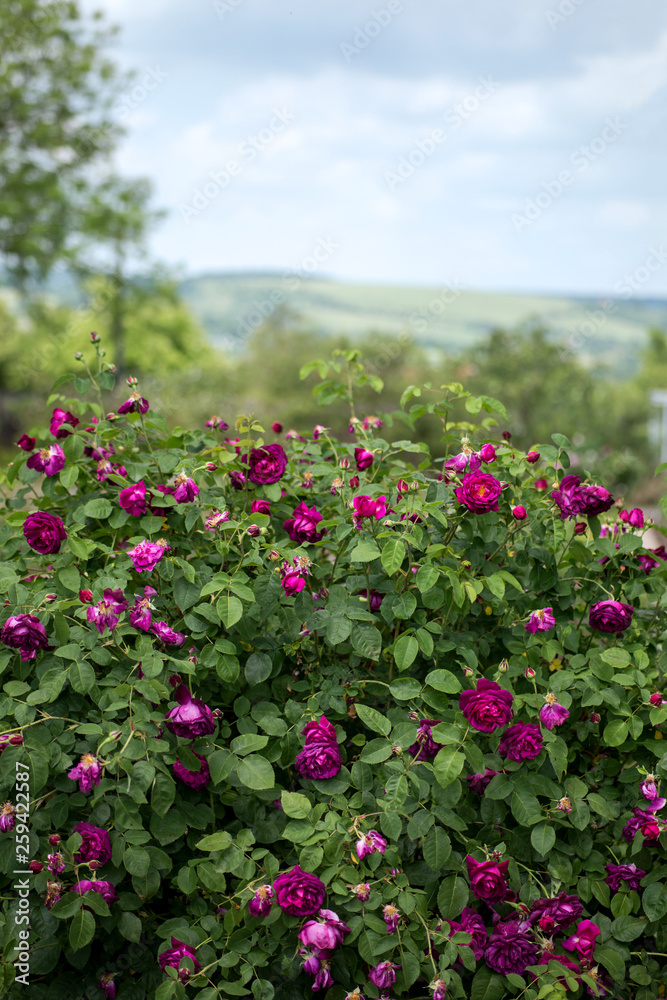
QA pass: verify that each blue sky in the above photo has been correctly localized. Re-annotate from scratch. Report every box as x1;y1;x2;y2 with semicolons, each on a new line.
83;0;667;296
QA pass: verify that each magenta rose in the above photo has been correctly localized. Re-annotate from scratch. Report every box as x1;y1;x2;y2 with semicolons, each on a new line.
165;684;215;737
251;499;271;515
466;769;499;794
447;906;488;960
455;471;503;513
17;434;36;451
128;539;171;572
295;741;342;780
528;893;583;932
283;502;326;543
158;937;201;974
23;512;67;554
26;444;65;476
562;919;601;961
71;880;118;904
466;855;509;901
0;614;50;661
119;481;147;516
273;865;326;915
151;621;186;647
498;722;543;761
50;407;79;438
354;447;374;471
459;679;514;733
72;822;112;865
247;444;287;484
117;391;149;415
298;910;350;951
407;719;445;761
604;863;645;892
484;920;539;975
174;751;210;790
300;716;337;745
589;600;633;633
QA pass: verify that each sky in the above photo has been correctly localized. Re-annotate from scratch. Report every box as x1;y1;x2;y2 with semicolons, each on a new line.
82;0;667;296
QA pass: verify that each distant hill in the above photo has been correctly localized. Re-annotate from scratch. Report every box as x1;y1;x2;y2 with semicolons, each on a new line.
179;272;667;373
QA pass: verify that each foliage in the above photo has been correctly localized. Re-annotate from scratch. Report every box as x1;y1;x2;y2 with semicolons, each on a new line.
1;343;667;1000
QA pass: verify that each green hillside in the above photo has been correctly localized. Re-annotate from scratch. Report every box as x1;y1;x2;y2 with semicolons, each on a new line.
179;273;667;373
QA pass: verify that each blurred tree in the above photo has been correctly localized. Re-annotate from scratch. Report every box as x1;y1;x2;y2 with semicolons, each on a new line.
0;0;127;283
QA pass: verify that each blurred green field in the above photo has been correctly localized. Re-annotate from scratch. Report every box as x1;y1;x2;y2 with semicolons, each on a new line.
179;272;667;372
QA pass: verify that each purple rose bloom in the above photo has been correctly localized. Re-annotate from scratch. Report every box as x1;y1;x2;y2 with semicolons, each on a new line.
152;621;186;647
623;807;661;843
301;716;337;745
466;855;509;901
158;937;201;974
552;474;614;519
283;502;326;543
356;830;387;860
480;443;497;463
589;600;633;633
273;865;326;915
525;608;556;633
528;893;583;932
363;589;384;612
448;906;488;960
117;391;149;415
71;880;118;904
407;718;446;761
173;474;199;503
368;962;400;990
98;974;117;1000
26;444;65;477
298;909;350;951
251;499;271;515
129;585;156;631
295;741;342;780
86;588;128;635
459;679;514;733
119;481;148;517
498;722;543;761
165;684;215;737
17;434;36;451
174;751;210;789
466;769;499;794
0;614;50;661
23;511;67;554
68;753;103;794
128;539;171;572
248;885;274;917
247;444;287;484
229;470;246;490
50;407;79;438
354;447;374;471
578;483;614;516
484;920;539;975
0;802;16;831
455;471;503;513
604;863;646;892
72;822;112;865
540;695;570;730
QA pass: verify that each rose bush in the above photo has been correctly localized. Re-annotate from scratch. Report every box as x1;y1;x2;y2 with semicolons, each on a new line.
0;344;666;999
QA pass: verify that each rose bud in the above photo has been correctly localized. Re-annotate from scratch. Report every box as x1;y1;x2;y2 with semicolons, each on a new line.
168;674;182;688
525;666;536;679
498;659;509;673
90;331;101;343
339;458;350;469
272;422;283;433
48;834;61;846
650;692;663;706
206;462;217;472
574;522;587;534
247;524;260;537
44;593;57;602
73;351;84;360
462;666;474;677
110;730;122;741
590;712;601;723
9;735;24;746
349;475;359;488
526;451;540;463
126;375;138;386
502;431;512;441
29;860;44;873
106;364;117;374
512;505;527;520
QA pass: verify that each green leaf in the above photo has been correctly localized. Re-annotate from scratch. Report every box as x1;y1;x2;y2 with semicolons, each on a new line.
594;945;626;983
117;910;143;942
217;593;243;628
531;822;556;854
433;747;465;788
196;831;233;852
389;677;422;700
281;791;311;819
349;539;381;562
123;846;150;877
209;750;236;785
643;882;667;921
230;734;269;756
611;915;646;942
151;773;176;818
244;652;272;685
360;738;392;763
68;661;95;694
603;720;629;747
83;498;112;519
236;754;275;790
437;875;468;919
393;592;417;619
355;704;391;736
69;908;95;951
416;564;439;593
511;788;543;827
381;538;405;575
470;966;508;1000
423;827;451;871
325;615;351;645
425;669;461;693
394;633;418;671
